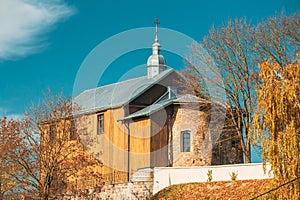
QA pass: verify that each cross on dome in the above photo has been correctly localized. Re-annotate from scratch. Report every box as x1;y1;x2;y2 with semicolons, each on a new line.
154;18;160;42
146;18;167;78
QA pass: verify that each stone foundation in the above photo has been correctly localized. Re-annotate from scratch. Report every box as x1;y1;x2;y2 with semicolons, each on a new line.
55;181;153;200
55;168;154;200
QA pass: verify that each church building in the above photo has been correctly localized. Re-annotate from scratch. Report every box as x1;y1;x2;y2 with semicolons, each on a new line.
72;19;243;186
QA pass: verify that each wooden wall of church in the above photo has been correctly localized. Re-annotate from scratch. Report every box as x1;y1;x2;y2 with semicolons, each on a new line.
129;117;151;173
150;108;170;167
77;107;152;184
105;108;151;182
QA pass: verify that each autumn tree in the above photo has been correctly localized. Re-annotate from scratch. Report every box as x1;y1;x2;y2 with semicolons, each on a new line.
254;58;300;199
255;14;300;67
11;90;103;199
185;18;258;163
184;13;299;163
0;116;23;199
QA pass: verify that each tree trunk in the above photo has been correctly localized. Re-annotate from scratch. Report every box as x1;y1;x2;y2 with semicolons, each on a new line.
244;150;251;163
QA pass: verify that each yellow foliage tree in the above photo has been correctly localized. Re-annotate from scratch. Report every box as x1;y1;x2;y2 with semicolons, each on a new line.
0;116;23;199
11;90;103;200
255;58;300;199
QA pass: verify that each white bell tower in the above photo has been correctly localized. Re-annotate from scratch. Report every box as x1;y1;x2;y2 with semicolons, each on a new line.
147;18;166;78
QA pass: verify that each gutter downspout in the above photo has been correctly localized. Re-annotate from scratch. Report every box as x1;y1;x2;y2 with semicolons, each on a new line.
125;121;131;182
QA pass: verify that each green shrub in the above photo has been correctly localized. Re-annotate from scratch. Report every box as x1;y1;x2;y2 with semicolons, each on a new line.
230;172;238;181
207;170;213;182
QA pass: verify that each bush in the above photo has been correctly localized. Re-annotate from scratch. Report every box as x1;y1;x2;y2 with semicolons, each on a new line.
230;172;238;181
207;170;213;182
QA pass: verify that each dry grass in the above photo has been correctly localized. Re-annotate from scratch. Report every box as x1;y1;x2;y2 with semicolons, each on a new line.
150;179;271;200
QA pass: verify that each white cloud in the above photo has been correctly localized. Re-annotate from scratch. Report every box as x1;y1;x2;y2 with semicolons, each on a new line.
0;107;23;120
0;0;76;61
5;113;23;120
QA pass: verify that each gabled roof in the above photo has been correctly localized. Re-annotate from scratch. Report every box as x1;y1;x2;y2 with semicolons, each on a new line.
73;69;174;114
122;94;207;120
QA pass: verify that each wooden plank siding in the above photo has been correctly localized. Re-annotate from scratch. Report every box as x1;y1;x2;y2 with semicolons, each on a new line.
150;107;173;167
128;117;151;174
87;108;152;183
102;108;128;183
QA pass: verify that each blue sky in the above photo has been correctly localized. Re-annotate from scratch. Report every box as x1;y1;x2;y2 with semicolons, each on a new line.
0;0;298;145
0;0;298;117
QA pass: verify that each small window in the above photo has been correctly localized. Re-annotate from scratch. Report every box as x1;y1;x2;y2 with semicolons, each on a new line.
182;131;190;152
70;120;77;140
97;114;104;134
49;124;56;142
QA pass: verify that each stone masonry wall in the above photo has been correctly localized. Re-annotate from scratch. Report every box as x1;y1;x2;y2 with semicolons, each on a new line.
172;104;211;166
55;181;153;200
171;103;243;167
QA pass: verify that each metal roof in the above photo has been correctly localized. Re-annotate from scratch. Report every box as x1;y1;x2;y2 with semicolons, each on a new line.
73;69;174;114
122;94;206;120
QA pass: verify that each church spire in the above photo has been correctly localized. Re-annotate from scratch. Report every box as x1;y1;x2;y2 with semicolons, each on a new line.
154;18;160;43
152;18;161;55
147;18;166;78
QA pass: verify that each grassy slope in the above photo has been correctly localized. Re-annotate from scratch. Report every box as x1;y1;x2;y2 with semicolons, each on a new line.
150;179;271;200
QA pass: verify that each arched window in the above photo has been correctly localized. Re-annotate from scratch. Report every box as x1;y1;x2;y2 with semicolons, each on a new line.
181;131;190;152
